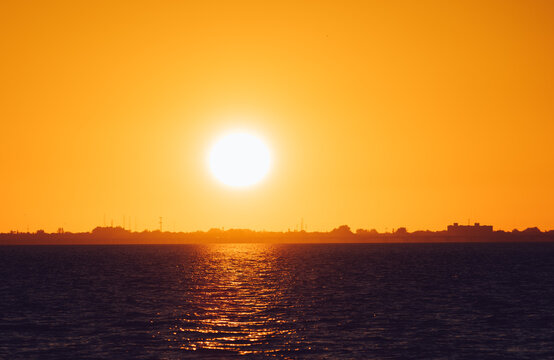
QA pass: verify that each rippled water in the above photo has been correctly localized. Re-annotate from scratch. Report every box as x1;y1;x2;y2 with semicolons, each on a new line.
1;243;553;359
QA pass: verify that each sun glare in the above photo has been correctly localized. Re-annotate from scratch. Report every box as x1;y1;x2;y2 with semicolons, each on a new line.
209;132;271;187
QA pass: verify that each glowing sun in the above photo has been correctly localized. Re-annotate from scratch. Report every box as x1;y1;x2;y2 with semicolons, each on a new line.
209;132;271;187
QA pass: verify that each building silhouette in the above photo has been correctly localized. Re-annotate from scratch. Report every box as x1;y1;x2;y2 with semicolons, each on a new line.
447;222;493;234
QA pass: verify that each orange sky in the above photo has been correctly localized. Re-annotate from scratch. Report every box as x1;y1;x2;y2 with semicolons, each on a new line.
1;0;553;233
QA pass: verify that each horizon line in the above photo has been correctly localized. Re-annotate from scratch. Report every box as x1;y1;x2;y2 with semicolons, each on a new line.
2;222;553;235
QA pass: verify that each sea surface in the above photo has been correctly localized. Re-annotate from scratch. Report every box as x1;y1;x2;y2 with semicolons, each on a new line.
1;243;553;359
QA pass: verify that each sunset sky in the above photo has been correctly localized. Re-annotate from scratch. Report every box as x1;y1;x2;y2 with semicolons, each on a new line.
1;0;553;233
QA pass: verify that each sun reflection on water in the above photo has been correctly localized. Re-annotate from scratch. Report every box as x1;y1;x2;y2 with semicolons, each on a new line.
160;244;298;355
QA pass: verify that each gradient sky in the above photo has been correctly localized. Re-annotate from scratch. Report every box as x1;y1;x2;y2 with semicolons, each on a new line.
1;0;553;233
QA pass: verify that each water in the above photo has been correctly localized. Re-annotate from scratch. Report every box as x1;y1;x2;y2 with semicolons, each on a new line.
1;243;553;359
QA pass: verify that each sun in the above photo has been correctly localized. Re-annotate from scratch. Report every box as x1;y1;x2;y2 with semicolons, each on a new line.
209;132;271;187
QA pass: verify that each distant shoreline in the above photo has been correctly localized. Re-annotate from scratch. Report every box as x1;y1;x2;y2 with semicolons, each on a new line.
1;225;553;245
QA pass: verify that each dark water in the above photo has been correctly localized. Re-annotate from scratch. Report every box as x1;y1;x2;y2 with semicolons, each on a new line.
1;243;553;359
